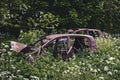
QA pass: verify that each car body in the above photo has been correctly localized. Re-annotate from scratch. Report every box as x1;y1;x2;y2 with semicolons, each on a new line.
11;34;98;62
67;28;103;38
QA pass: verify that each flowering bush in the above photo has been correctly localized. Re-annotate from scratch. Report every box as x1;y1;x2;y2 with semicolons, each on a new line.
0;33;120;80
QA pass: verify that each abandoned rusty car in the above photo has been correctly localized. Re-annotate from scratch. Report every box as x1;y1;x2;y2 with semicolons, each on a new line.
11;34;98;62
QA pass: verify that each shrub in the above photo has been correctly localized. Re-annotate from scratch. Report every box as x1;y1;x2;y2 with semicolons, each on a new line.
27;11;59;33
18;29;45;44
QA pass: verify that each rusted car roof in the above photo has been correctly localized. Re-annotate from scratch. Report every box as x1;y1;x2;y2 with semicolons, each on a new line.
67;28;103;37
46;34;94;40
42;34;96;49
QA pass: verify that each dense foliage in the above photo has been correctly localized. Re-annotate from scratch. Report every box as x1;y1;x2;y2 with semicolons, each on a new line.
0;31;120;80
0;0;120;35
0;0;120;79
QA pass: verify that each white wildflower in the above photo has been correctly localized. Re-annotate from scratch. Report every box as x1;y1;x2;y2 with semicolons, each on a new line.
11;65;16;69
118;46;120;49
70;67;74;70
5;45;9;48
90;68;93;71
91;68;98;73
93;69;98;73
74;65;79;68
113;38;116;40
18;75;23;78
1;43;5;46
67;70;70;73
107;71;112;76
8;51;12;55
104;66;109;71
23;78;29;80
87;64;92;68
30;76;39;80
70;71;73;74
100;59;104;63
78;72;82;75
82;67;86;71
79;61;81;64
82;62;85;65
109;57;115;61
97;68;101;72
106;60;110;64
0;71;11;75
111;62;115;65
5;71;11;74
17;70;21;72
63;70;69;74
114;69;118;73
68;66;71;69
11;74;15;78
8;76;13;80
99;76;104;80
56;69;59;72
2;49;6;52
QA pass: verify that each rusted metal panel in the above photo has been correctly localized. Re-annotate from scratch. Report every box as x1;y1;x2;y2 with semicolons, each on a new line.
11;41;27;52
67;28;103;38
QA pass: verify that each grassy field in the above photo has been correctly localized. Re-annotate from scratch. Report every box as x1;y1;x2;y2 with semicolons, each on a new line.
0;33;120;80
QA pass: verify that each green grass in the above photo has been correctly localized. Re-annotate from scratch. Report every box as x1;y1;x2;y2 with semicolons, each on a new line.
0;34;120;80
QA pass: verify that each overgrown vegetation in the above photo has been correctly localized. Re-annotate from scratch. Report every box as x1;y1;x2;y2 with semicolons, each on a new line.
0;31;120;80
0;0;120;79
0;0;120;34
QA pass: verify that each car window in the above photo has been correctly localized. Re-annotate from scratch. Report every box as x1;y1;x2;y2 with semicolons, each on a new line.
72;37;90;53
76;30;87;34
94;31;100;37
56;37;68;51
